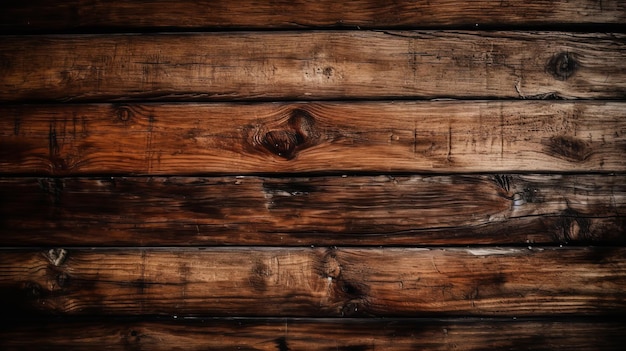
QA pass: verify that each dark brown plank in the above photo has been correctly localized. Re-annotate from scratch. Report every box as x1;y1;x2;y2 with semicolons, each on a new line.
1;318;625;350
1;31;624;102
1;247;624;317
1;0;624;32
1;174;624;246
2;101;626;175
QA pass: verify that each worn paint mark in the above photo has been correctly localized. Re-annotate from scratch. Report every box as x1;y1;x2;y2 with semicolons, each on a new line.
467;248;522;256
46;248;68;266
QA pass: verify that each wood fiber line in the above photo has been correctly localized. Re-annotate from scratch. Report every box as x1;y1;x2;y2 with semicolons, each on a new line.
1;32;625;102
1;247;624;317
1;174;624;246
2;101;626;175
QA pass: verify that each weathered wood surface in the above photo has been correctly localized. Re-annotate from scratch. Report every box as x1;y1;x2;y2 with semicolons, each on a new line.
1;174;624;246
1;0;624;32
2;101;626;175
1;318;625;350
1;247;624;317
1;32;625;102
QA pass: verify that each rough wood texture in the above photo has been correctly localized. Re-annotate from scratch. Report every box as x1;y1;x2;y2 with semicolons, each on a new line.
1;318;625;350
1;247;624;317
2;101;625;175
1;174;624;246
1;31;624;102
1;0;624;31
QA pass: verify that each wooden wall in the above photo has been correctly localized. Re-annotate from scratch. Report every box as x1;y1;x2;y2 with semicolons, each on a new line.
1;1;625;349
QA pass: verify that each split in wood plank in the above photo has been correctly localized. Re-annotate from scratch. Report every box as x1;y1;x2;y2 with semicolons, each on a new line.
1;317;625;350
1;31;625;102
1;0;624;31
2;101;626;175
1;247;624;317
1;174;624;246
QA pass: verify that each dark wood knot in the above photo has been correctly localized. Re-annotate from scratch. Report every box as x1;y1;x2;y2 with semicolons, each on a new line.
259;109;318;160
114;105;135;124
546;52;578;81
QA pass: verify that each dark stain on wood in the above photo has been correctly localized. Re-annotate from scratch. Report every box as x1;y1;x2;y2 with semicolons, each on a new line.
37;178;64;206
275;336;290;351
249;260;269;293
543;135;592;162
0;140;30;168
583;247;623;265
0;284;44;316
546;52;579;81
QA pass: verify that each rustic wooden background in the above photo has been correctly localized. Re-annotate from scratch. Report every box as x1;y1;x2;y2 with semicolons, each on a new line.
1;1;625;349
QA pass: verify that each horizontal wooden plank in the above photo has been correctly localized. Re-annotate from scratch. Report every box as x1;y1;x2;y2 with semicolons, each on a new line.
2;101;626;175
1;174;624;246
1;0;624;32
1;31;624;102
1;247;624;317
1;318;625;350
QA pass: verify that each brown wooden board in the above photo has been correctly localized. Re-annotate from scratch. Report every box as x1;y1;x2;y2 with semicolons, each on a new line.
1;247;624;317
1;318;625;350
2;101;626;175
1;32;624;102
1;0;624;32
1;174;624;246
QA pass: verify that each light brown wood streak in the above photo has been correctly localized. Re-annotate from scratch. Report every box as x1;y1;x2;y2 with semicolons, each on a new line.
1;101;625;175
1;0;624;31
1;247;624;317
0;174;624;246
1;318;625;350
0;32;624;102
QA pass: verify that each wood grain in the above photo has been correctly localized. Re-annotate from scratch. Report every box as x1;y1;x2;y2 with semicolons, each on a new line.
1;0;624;31
2;101;626;175
1;174;624;246
1;318;625;350
1;247;624;317
1;31;624;102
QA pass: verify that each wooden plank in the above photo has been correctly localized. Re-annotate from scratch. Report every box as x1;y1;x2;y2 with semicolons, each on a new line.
1;247;624;317
1;318;625;350
1;1;624;32
1;174;624;246
1;31;624;102
2;101;626;175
